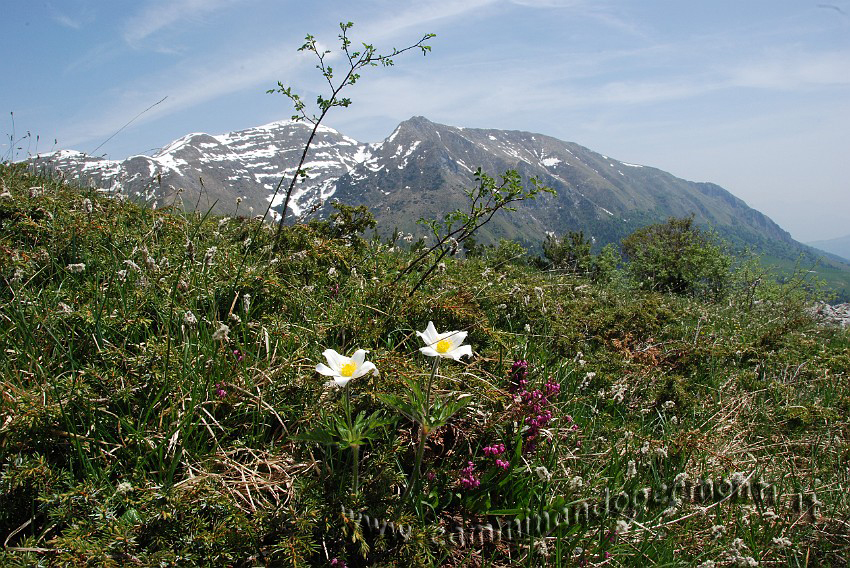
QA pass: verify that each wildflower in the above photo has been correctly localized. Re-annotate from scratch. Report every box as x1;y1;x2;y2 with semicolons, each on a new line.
483;443;506;457
328;266;337;277
616;520;630;535
417;321;472;361
625;460;637;480
315;348;378;388
82;198;93;214
214;382;227;399
124;259;141;271
242;293;251;313
509;359;529;392
330;557;347;567
57;302;73;313
212;323;230;342
772;536;792;548
495;459;510;470
662;400;676;410
534;466;552;482
458;461;480;489
711;524;726;540
116;481;134;495
203;246;217;266
66;263;86;273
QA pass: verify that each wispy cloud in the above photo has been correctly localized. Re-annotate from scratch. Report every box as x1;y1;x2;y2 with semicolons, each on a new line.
122;0;243;47
53;13;83;29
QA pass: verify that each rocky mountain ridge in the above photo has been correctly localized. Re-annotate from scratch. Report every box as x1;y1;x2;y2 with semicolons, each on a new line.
28;116;797;252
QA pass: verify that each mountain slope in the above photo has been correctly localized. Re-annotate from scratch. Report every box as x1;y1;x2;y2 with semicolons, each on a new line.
30;120;368;221
808;234;850;263
326;116;795;252
23;116;821;261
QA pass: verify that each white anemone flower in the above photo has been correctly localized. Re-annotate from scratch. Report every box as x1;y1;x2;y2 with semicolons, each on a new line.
417;321;472;361
316;349;378;388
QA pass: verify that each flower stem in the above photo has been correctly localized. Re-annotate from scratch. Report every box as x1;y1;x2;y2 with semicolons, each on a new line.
352;444;360;494
425;356;439;411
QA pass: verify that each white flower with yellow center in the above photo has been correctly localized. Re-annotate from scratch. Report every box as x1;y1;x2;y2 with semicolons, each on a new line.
417;321;472;361
315;348;378;388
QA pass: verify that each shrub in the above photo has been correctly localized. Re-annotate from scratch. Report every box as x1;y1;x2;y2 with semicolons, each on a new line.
542;230;592;273
621;216;731;298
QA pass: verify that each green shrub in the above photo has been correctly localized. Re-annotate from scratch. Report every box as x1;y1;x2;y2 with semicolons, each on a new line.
621;216;731;298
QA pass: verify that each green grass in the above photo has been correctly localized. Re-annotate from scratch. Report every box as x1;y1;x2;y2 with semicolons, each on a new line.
2;161;849;566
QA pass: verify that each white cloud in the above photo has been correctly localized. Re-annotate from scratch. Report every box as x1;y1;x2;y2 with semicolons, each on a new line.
123;0;243;47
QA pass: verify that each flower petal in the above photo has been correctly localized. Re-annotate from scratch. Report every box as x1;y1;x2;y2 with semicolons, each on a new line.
333;376;353;388
352;361;378;378
419;346;440;357
322;348;347;372
446;330;468;346
315;363;338;376
350;349;368;366
447;344;472;361
417;321;438;345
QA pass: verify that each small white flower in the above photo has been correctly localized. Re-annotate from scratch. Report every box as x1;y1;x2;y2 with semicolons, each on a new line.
66;263;86;273
711;524;726;540
212;323;230;342
57;302;73;313
116;481;134;495
183;311;197;328
204;246;217;266
82;198;93;214
772;536;792;548
616;520;630;534
417;321;472;361
625;460;637;479
534;466;552;482
316;348;378;388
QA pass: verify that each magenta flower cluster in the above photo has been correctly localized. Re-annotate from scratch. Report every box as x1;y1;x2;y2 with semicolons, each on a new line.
483;442;510;470
509;359;529;393
510;362;562;453
482;443;505;457
458;461;480;489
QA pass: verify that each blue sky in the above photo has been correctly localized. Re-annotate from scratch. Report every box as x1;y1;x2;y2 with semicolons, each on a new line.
2;0;849;241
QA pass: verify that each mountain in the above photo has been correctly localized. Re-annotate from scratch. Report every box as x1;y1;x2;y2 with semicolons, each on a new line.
808;234;850;263
28;116;796;251
30;120;368;221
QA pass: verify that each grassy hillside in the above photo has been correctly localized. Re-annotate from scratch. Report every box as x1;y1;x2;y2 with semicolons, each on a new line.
2;162;849;566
